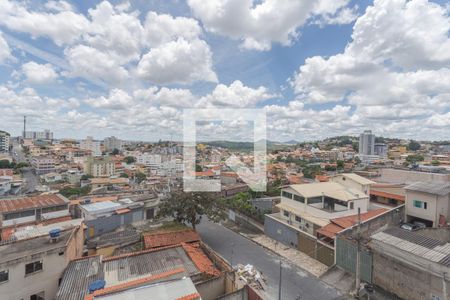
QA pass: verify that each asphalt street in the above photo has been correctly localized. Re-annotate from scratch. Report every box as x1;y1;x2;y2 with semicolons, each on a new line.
197;218;344;300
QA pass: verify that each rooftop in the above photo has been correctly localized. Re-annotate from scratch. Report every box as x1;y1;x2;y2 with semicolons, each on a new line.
405;181;450;196
80;201;122;213
338;173;375;185
143;229;200;249
288;182;366;202
0;193;69;213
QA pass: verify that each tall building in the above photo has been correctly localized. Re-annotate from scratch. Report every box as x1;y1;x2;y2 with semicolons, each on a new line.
0;131;10;153
83;156;115;177
359;130;375;155
80;136;101;156
374;143;388;157
103;136;123;152
24;129;53;140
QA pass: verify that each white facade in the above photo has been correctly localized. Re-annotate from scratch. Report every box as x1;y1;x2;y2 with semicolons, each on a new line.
103;136;123;152
136;153;162;167
0;131;10;152
84;157;115;177
80;136;101;156
31;156;56;175
24;130;53;140
359;130;375;155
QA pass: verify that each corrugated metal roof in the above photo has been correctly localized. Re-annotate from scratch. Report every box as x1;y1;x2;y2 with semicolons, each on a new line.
0;194;68;213
103;246;199;286
371;227;450;267
56;256;104;300
405;181;450;196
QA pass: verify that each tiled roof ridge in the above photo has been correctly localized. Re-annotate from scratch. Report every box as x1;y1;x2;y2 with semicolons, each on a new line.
176;293;201;300
102;243;180;262
84;267;186;300
181;242;221;277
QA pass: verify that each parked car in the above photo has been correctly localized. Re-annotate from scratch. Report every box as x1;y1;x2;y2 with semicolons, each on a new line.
413;221;427;229
400;223;419;231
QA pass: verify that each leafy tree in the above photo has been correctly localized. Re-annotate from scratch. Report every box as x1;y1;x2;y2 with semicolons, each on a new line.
157;192;225;229
124;156;136;164
195;164;202;172
0;160;14;169
408;140;421;151
111;148;120;155
135;172;147;183
431;160;441;166
14;162;29;169
406;154;424;164
81;174;93;180
336;160;345;169
120;172;129;178
59;186;91;198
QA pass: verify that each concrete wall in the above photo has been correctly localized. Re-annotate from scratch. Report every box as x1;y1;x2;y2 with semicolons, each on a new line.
196;276;226;300
264;214;298;247
405;190;450;226
84;208;144;238
372;250;450;300
379;168;450;184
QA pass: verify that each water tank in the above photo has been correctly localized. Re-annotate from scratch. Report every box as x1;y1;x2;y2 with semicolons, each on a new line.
88;280;106;294
49;228;61;238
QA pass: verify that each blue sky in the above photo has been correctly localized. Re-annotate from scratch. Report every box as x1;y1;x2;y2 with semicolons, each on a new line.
0;0;449;142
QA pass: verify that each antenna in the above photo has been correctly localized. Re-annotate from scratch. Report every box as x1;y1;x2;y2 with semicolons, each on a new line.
23;116;26;138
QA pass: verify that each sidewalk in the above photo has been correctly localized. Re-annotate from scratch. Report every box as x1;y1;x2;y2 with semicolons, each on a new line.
250;234;329;277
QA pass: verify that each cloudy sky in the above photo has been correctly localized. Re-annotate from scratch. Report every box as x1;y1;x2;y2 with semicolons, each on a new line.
0;0;449;142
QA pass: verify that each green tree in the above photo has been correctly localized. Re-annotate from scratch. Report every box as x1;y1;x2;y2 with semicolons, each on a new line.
120;172;129;178
0;160;12;168
336;160;345;169
81;174;93;180
195;164;202;172
406;154;424;164
157;192;225;229
14;162;29;169
59;186;91;198
111;148;119;155
408;140;421;151
124;156;136;164
135;172;147;183
431;160;441;166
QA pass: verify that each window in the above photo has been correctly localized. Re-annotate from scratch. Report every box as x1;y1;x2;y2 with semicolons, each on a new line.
282;191;293;199
283;210;289;217
0;270;8;283
424;202;427;209
25;261;43;275
295;215;302;222
4;210;35;220
349;202;354;209
413;200;422;208
42;205;67;213
308;197;322;204
294;194;305;203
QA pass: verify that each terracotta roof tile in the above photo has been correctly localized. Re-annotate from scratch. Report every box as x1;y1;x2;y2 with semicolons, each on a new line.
84;268;186;300
0;194;68;213
181;242;220;277
370;190;405;201
331;208;388;229
41;215;72;225
144;229;200;249
0;169;13;176
316;223;345;239
176;293;201;300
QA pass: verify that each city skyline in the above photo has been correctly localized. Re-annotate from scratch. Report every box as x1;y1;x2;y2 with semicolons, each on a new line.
0;0;449;141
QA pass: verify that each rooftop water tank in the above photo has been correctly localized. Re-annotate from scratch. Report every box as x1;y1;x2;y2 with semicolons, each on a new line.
88;280;106;294
49;228;61;239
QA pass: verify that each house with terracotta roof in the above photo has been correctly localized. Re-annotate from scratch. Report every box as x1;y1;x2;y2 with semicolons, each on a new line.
56;241;253;300
143;229;201;249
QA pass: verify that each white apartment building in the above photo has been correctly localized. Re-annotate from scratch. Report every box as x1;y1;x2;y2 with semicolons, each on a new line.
359;130;375;155
136;153;162;167
83;156;115;177
80;136;102;156
31;156;56;175
24;130;53;140
0;131;10;153
103;136;123;152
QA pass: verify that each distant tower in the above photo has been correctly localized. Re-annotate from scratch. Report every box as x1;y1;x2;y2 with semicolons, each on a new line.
359;130;375;155
23;116;26;139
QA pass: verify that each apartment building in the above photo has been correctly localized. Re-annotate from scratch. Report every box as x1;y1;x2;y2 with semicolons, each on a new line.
359;130;375;155
103;136;123;152
135;153;162;167
24;129;53;140
84;156;115;177
0;131;10;153
31;156;56;175
0;220;83;300
80;136;101;156
405;181;450;227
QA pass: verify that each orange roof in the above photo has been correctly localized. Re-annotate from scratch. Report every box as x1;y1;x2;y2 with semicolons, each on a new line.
317;208;388;239
0;194;67;213
221;172;238;178
370;190;405;201
144;229;200;249
0;169;13;176
315;175;329;182
115;208;131;214
195;169;215;177
1;227;15;240
288;175;303;184
84;268;186;300
71;196;119;205
181;242;220;277
41;215;72;225
331;208;388;229
176;293;201;300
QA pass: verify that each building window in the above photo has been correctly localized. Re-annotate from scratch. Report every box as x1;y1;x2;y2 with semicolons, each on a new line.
42;205;67;213
282;191;293;199
25;261;43;275
283;210;289;217
293;194;305;203
4;210;35;220
295;215;302;222
413;200;423;208
308;197;322;204
0;270;8;283
349;202;354;209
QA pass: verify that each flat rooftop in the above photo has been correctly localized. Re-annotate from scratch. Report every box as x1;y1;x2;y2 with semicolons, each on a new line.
0;193;69;213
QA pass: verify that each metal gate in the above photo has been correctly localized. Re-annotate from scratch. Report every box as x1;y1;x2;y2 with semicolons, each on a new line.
335;237;372;283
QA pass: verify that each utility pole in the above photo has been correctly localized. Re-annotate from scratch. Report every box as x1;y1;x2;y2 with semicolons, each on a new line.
278;260;282;300
355;207;362;298
443;272;448;300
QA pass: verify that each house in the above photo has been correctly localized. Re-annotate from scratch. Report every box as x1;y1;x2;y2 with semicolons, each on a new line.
0;194;71;238
56;240;244;300
405;181;450;227
41;172;63;183
88;177;129;189
31;156;56;175
370;227;450;300
369;183;405;207
80;199;144;239
0;221;83;300
264;173;374;266
143;229;200;249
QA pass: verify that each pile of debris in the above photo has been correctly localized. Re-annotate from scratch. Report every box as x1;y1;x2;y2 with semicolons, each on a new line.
236;264;266;290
